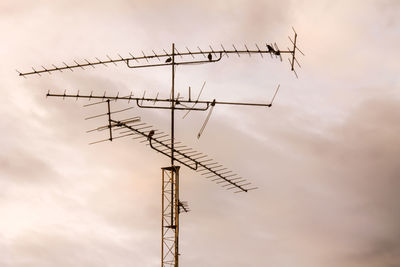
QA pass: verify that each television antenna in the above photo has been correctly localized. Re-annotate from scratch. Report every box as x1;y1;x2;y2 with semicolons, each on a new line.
18;28;303;267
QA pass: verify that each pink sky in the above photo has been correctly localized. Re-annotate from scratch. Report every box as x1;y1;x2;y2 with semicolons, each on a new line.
1;0;399;266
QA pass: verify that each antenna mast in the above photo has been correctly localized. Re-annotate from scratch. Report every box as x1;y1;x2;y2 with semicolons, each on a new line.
18;29;303;267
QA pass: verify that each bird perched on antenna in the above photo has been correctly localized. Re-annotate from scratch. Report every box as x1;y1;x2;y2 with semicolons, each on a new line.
267;44;275;53
148;130;155;140
208;53;212;61
165;57;172;63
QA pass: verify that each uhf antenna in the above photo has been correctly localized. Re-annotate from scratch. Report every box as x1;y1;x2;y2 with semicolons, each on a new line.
19;28;303;267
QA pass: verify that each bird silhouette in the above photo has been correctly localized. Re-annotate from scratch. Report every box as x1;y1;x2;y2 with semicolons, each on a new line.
165;57;172;63
147;130;155;140
267;44;275;53
208;53;212;61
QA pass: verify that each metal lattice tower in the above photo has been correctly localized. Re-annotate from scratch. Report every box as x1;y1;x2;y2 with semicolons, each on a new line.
18;28;303;267
161;166;180;266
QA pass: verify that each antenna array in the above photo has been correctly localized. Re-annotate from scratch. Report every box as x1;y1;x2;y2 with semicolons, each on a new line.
17;28;303;78
19;28;303;267
83;102;257;192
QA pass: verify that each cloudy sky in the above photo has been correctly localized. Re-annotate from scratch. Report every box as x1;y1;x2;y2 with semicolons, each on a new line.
1;0;399;266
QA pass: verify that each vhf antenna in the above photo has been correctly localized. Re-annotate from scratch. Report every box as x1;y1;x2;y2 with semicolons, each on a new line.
18;27;303;267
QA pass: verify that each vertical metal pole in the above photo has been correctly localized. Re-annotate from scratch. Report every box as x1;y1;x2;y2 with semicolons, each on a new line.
171;43;175;166
170;43;175;230
171;43;179;267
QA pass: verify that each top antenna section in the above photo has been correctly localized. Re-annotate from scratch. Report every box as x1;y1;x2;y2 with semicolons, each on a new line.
17;29;303;78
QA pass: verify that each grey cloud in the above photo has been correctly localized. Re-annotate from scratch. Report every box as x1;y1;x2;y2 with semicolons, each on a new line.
5;229;153;267
290;96;400;266
345;237;400;267
0;149;58;184
195;93;400;267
